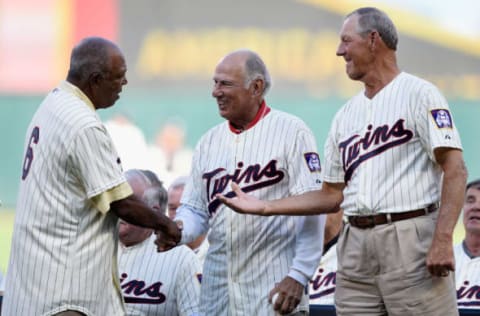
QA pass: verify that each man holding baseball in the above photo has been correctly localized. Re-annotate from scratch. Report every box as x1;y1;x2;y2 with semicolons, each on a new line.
158;49;325;315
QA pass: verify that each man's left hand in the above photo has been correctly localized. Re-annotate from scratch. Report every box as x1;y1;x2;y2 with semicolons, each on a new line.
426;235;455;277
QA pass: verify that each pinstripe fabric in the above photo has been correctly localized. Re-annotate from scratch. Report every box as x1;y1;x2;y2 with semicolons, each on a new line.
180;108;324;315
118;235;202;316
323;72;463;216
454;242;480;309
3;81;131;316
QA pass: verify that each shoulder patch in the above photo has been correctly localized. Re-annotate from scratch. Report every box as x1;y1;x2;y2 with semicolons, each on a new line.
431;109;453;129
304;152;321;172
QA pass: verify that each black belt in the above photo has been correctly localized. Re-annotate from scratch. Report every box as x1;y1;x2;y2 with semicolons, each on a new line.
348;203;438;229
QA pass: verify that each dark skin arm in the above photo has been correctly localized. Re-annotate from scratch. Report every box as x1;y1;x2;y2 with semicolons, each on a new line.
110;195;181;247
426;148;467;277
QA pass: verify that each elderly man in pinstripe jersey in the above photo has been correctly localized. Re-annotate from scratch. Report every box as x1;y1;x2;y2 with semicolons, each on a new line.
3;37;180;316
219;7;467;316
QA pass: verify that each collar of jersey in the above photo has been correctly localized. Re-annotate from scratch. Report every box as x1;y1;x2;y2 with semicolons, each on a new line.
229;100;271;134
59;81;96;112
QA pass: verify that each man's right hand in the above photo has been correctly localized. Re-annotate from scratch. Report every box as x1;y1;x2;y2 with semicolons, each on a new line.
154;220;182;252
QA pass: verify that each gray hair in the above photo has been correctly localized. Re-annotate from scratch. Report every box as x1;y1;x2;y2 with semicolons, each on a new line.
243;51;272;97
467;179;480;191
125;169;168;213
348;7;398;51
67;37;118;82
141;170;168;213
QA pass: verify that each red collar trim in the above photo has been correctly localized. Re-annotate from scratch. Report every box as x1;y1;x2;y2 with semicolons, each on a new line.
229;101;271;134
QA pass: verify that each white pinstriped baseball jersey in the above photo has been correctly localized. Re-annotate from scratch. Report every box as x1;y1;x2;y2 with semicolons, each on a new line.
323;72;463;216
118;235;202;316
3;81;132;316
178;103;325;315
454;242;480;309
309;239;338;306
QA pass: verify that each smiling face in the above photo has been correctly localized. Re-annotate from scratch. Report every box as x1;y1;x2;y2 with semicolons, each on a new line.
336;14;375;82
464;185;480;234
211;52;262;128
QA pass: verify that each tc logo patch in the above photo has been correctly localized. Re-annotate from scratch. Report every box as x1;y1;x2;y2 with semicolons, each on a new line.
304;152;321;172
431;109;453;129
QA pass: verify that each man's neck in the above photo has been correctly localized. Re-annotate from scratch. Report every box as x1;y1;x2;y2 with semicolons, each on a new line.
363;55;400;99
464;233;480;258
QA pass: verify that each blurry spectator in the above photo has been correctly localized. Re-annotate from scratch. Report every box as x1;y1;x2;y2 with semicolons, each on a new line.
105;113;149;170
309;210;343;306
118;169;201;316
455;179;480;309
149;119;193;187
168;176;209;267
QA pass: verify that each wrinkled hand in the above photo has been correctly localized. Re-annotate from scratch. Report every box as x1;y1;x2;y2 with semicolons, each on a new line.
215;182;268;215
154;220;182;252
426;235;455;277
269;277;303;315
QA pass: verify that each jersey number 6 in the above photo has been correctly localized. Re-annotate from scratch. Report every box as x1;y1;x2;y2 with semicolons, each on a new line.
22;126;40;180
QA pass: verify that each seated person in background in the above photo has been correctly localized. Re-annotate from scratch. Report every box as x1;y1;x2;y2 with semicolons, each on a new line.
168;176;209;266
455;179;480;309
309;210;344;306
118;169;201;316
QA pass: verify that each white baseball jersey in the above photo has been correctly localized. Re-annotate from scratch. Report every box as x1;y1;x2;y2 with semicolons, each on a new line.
3;81;132;316
178;102;325;315
118;235;202;316
309;238;338;306
323;72;463;215
454;242;480;309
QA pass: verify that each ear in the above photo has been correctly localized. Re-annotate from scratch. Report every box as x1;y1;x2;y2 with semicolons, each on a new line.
89;72;103;86
251;78;265;96
369;31;379;50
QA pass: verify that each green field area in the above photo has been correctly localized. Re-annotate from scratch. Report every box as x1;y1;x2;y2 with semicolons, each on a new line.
0;209;466;276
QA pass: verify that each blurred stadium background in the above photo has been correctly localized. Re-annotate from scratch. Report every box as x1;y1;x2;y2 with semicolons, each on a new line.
0;0;479;274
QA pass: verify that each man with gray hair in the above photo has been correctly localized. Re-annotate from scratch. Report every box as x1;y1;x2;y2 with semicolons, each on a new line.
217;7;466;316
158;49;325;315
118;169;201;316
454;179;480;310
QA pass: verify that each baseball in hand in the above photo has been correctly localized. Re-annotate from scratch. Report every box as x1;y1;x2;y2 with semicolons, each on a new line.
271;293;279;305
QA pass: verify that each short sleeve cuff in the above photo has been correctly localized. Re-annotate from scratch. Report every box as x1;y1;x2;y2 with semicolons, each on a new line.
91;182;133;213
